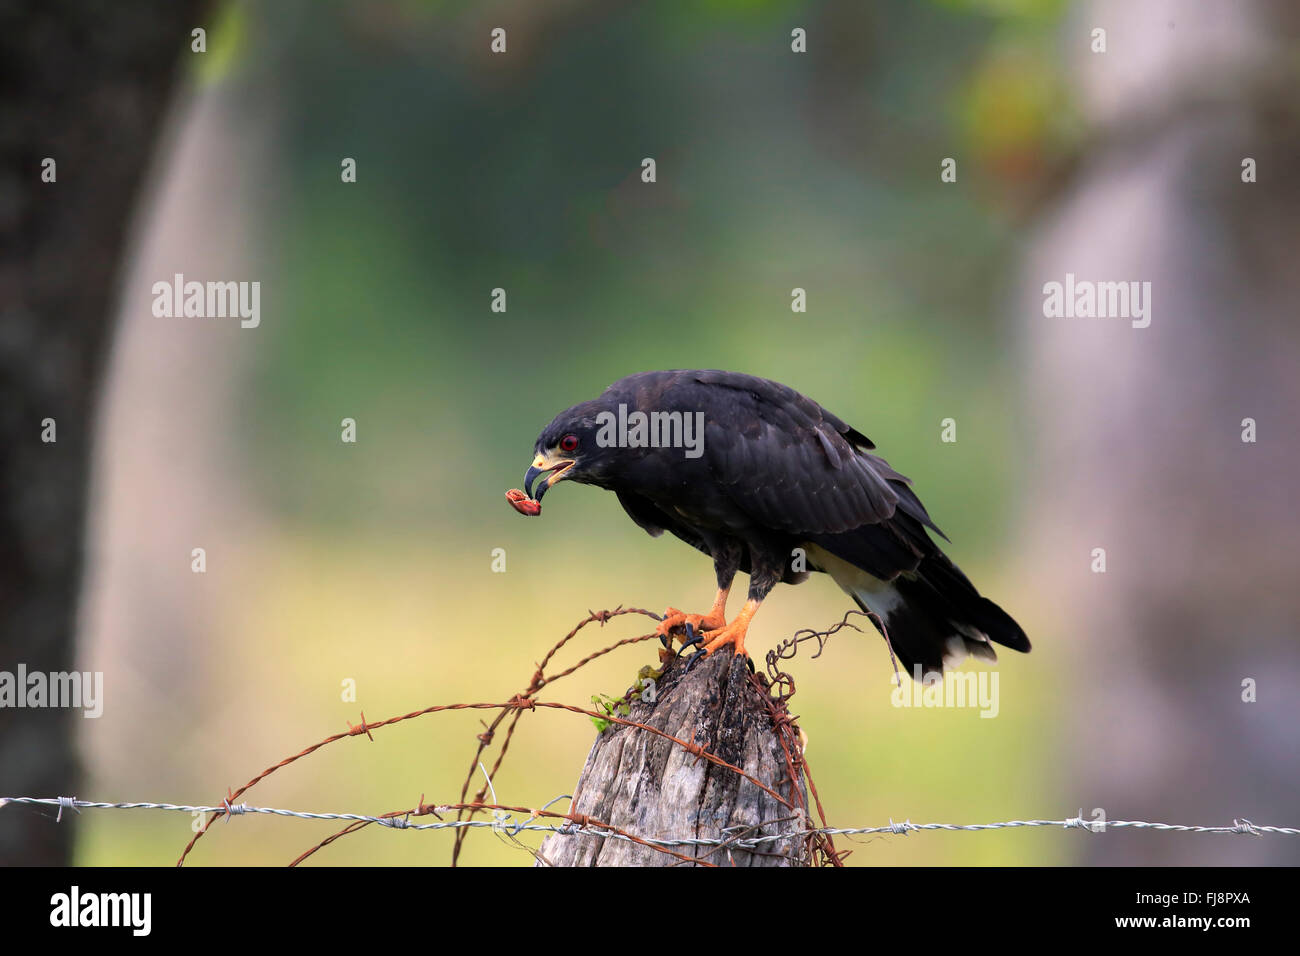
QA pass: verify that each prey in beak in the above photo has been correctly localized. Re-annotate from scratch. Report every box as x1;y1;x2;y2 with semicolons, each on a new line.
507;423;585;516
523;451;576;503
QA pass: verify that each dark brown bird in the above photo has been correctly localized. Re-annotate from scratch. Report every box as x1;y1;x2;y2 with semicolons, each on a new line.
514;369;1030;679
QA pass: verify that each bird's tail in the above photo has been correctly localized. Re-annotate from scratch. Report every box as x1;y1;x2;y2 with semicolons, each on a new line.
831;551;1031;681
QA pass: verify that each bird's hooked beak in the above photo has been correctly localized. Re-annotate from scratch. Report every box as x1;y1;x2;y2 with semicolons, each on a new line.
524;451;575;502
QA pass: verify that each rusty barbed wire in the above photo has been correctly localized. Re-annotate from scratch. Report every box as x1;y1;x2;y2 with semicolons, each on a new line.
14;602;1286;867
747;668;843;864
766;608;880;699
172;695;793;865
169;605;824;867
450;605;661;865
10;592;1294;867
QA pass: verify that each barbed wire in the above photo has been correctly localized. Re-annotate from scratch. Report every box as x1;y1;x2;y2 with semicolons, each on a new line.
13;606;1288;866
3;796;1295;856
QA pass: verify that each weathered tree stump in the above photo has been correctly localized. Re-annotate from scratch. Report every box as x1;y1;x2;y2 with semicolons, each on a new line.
536;648;810;866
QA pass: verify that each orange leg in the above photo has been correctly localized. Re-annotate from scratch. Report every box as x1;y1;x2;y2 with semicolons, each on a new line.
700;598;761;657
656;587;730;644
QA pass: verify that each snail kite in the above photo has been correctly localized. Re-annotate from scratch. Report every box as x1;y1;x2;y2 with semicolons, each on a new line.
509;369;1030;679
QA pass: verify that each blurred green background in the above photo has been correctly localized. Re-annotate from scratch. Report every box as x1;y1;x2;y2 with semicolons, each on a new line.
79;0;1082;865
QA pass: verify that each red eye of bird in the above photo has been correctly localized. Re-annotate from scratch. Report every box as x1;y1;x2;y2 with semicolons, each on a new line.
560;434;579;453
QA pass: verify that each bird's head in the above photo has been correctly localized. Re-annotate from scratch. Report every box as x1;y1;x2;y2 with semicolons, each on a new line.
523;400;619;503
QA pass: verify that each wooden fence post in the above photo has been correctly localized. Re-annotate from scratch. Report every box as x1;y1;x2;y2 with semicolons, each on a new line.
536;648;811;866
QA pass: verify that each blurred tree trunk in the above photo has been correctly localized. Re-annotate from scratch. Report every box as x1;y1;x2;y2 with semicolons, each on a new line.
0;0;204;865
1017;0;1300;864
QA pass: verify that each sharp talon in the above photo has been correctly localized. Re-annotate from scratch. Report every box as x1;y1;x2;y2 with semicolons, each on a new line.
684;650;708;674
656;596;730;650
675;623;706;658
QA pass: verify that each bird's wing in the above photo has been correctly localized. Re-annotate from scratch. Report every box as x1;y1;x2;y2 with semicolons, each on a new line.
614;488;666;537
693;370;941;539
617;488;726;563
